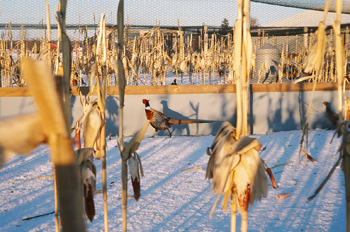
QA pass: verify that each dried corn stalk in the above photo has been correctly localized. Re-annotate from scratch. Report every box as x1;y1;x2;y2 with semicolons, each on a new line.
206;121;268;232
303;0;332;77
79;90;103;159
21;57;85;231
0;113;46;168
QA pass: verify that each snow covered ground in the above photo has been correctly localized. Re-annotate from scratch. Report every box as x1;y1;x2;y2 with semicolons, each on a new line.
0;128;346;231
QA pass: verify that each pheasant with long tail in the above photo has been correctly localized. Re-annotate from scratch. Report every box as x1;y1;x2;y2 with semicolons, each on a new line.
142;99;214;137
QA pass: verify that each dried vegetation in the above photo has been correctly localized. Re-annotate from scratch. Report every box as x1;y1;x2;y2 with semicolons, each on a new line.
1;20;350;87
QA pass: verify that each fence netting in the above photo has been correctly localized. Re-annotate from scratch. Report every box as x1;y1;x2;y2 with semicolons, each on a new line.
0;0;349;87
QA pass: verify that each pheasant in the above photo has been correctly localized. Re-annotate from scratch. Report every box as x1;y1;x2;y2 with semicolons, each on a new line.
171;79;177;85
323;101;339;128
142;99;214;137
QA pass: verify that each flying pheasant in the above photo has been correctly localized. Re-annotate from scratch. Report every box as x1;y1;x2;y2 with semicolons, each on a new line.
142;99;214;137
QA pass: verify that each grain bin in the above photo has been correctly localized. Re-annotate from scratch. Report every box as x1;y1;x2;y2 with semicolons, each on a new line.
254;43;280;83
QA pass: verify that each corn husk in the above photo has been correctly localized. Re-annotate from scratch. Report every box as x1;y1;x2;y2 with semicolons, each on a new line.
82;101;102;159
0;113;46;168
265;168;277;189
21;58;67;138
303;0;332;77
206;122;267;218
303;21;327;75
276;193;290;200
121;120;149;160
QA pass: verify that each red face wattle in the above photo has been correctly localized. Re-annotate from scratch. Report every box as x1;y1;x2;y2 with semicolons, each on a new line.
142;99;148;104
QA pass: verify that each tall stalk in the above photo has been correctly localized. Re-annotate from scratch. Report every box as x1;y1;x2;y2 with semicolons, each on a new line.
117;1;127;231
234;0;243;141
45;1;51;66
54;3;61;75
232;1;254;231
21;57;85;231
95;14;109;232
241;0;251;137
45;2;59;231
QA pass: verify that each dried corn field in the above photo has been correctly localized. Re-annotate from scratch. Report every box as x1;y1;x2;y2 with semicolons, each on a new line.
1;22;350;87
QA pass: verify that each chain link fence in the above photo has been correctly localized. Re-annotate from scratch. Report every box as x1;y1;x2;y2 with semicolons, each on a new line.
0;0;349;87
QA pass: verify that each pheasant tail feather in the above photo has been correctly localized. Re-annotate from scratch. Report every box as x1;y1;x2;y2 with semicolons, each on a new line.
168;118;215;125
84;184;95;222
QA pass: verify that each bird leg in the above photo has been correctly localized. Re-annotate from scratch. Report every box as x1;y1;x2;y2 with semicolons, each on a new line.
167;128;172;138
230;192;237;232
238;184;250;232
